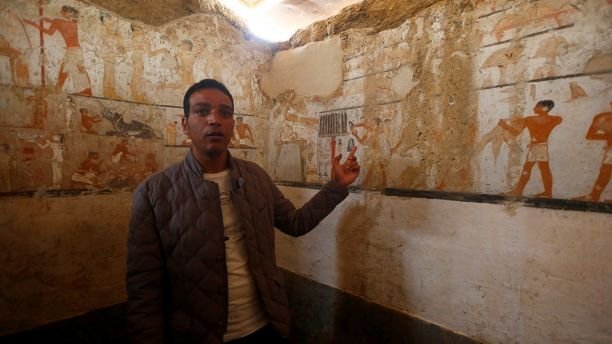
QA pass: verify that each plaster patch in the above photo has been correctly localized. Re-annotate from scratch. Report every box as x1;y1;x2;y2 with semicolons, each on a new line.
261;36;343;98
391;65;419;98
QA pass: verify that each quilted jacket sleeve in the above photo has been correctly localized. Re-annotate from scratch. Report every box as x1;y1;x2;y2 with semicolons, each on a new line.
270;175;349;237
126;183;165;344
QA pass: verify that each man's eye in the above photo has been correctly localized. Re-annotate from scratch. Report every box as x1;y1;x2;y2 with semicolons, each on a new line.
195;108;210;116
221;110;233;117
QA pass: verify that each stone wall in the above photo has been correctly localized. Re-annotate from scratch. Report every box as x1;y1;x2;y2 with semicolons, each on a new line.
1;0;611;342
0;0;271;194
267;0;612;343
266;0;612;201
0;0;271;334
276;186;612;344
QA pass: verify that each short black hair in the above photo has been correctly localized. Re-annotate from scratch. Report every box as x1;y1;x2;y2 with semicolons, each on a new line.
536;100;555;111
61;6;79;16
183;79;234;117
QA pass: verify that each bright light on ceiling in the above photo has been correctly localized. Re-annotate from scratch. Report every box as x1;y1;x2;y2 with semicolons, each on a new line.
219;0;304;42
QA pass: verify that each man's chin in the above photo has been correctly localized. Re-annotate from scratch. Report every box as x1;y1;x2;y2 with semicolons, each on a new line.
202;145;228;158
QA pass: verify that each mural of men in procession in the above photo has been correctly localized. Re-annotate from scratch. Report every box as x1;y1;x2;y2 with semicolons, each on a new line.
22;5;92;95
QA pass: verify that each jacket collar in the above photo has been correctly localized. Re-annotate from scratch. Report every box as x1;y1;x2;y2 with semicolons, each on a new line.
185;149;243;189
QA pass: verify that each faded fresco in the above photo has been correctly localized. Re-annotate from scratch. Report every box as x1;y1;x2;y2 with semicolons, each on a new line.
0;0;271;192
265;0;611;202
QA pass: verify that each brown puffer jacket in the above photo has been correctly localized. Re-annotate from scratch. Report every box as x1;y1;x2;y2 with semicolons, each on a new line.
127;151;348;343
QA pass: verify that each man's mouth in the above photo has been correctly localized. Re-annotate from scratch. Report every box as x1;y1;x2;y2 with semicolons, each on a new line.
206;132;224;137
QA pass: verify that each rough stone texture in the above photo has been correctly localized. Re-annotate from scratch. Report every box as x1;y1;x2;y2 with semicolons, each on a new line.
276;186;612;344
288;0;447;48
0;0;270;334
1;0;611;342
85;0;245;29
0;193;132;335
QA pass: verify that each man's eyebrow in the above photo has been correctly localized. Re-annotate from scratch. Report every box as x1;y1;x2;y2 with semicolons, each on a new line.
190;102;233;109
190;102;211;108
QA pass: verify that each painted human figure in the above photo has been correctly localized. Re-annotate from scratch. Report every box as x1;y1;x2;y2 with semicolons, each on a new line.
80;108;102;134
502;100;562;197
130;26;170;103
351;117;391;188
176;40;195;86
575;103;612;202
23;6;92;95
166;121;177;145
233;116;254;147
19;146;38;187
37;134;65;188
111;139;136;164
142;153;158;177
100;14;125;99
0;143;15;192
347;138;355;153
71;151;105;187
0;33;29;86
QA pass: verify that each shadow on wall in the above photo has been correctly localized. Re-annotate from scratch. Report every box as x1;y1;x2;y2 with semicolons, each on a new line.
333;192;408;342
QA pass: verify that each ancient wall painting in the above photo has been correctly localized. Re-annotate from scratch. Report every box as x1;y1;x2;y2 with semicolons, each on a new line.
20;4;92;95
0;143;15;192
36;133;65;189
475;72;611;200
500;100;562;198
227;114;263;164
230;115;256;149
484;0;577;44
573;102;612;202
0;86;46;128
472;0;612;202
271;91;320;182
72;96;166;140
0;32;30;87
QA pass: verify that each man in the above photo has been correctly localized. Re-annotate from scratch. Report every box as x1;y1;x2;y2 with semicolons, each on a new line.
501;100;562;198
80;108;102;134
233;116;254;148
574;103;611;202
127;79;360;343
23;6;92;95
351;117;390;188
37;134;65;189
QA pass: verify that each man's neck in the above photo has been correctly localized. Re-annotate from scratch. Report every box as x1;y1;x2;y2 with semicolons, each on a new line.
193;149;229;174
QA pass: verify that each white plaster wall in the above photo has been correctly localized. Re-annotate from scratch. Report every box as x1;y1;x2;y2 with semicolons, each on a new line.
275;186;612;344
261;36;343;98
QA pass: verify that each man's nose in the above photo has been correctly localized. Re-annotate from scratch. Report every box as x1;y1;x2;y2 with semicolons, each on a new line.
207;110;223;124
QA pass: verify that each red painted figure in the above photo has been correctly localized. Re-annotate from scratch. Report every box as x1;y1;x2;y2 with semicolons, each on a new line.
501;100;562;198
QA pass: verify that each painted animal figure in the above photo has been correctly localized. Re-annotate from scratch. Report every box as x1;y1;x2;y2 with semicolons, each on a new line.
492;2;575;41
101;108;162;139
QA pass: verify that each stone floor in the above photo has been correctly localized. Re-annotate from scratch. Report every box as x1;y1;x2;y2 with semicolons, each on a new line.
1;270;481;343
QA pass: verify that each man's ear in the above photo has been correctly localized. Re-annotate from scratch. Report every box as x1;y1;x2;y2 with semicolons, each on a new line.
181;116;189;136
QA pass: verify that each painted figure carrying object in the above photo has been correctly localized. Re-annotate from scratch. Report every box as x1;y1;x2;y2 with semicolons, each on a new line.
23;6;92;95
501;100;562;198
127;79;360;344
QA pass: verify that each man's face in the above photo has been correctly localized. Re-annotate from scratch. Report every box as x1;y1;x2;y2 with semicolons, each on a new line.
534;104;548;115
61;10;75;20
182;88;234;158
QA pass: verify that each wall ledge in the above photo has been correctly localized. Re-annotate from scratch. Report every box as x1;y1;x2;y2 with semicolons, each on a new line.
275;180;612;214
